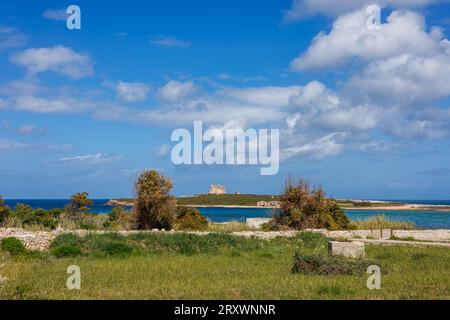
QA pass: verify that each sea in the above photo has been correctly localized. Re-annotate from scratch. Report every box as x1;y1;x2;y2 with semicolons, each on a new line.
3;199;450;229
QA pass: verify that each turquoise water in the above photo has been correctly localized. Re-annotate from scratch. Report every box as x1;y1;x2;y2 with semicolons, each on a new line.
3;199;450;229
195;207;450;229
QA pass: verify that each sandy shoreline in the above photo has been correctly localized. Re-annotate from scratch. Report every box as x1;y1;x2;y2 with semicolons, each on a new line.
345;204;450;211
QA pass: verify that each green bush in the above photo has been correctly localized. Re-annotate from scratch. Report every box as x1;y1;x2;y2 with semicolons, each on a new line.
6;204;61;230
99;242;134;257
291;252;377;275
0;196;10;223
175;206;208;230
1;237;26;255
50;233;83;249
271;179;350;230
51;244;83;258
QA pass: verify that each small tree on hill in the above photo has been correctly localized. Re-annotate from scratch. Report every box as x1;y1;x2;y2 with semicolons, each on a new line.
134;170;176;230
69;192;93;213
63;192;93;223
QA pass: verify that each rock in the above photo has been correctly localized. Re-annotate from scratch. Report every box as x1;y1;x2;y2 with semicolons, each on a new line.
246;218;271;228
328;241;365;258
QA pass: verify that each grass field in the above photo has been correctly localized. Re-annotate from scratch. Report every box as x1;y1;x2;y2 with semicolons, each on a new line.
0;232;449;300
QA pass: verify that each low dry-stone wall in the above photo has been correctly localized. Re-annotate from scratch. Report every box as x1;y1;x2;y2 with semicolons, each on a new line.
1;227;449;251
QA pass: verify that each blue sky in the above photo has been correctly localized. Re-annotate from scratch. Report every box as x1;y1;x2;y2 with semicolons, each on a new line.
1;0;450;199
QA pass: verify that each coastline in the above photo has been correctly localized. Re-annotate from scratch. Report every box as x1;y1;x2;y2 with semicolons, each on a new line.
106;199;450;212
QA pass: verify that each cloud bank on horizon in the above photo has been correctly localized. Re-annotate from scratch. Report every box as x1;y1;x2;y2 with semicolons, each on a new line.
0;0;450;198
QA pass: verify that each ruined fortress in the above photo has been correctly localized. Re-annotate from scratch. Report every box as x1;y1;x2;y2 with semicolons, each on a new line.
209;184;226;195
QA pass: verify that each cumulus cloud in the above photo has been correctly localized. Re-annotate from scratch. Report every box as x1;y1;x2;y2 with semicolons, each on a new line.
150;36;191;49
283;0;445;21
11;46;94;79
290;10;442;71
344;51;450;106
116;81;150;103
157;80;197;102
0;26;27;51
0;80;100;113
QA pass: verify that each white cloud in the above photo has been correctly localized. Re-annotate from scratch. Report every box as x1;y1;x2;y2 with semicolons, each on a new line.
0;139;74;153
156;144;171;158
282;132;347;160
220;85;302;108
150;36;191;49
157;80;197;102
283;0;445;21
11;46;94;79
290;10;442;71
0;80;100;113
345;51;450;106
17;124;47;136
0;26;27;51
42;8;67;21
57;153;121;165
116;81;150;103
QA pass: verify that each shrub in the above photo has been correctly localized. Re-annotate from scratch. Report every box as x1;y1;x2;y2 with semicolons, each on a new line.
82;233;135;257
134;170;176;230
51;244;82;258
1;237;26;255
107;207;134;230
0;195;10;223
99;241;134;257
50;233;83;249
175;206;208;230
291;252;377;275
271;178;350;230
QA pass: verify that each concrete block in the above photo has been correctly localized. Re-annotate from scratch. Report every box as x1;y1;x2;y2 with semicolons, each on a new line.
371;229;382;239
381;229;392;239
328;241;365;258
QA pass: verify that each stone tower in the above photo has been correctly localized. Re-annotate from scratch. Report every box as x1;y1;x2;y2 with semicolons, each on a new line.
209;184;226;195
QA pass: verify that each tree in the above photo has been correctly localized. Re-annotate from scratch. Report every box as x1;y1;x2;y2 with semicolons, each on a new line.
134;170;176;230
69;192;93;214
0;195;10;223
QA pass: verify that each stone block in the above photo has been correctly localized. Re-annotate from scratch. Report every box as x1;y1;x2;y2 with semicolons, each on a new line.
328;241;365;258
371;229;382;239
381;229;392;239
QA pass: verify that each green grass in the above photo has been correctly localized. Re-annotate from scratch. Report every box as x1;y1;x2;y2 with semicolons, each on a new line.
351;215;416;230
207;221;255;232
177;194;279;206
0;232;449;299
